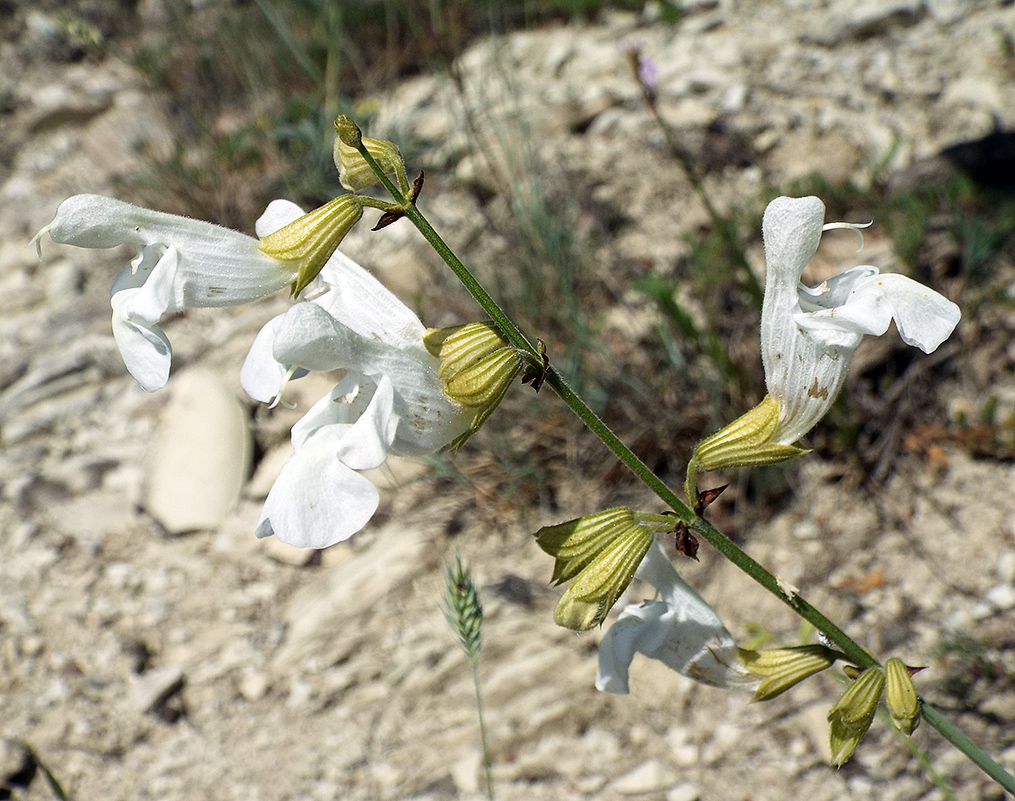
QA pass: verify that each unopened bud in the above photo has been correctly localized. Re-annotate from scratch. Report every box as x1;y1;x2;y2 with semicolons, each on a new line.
884;658;921;736
334;134;405;193
333;115;363;150
740;644;839;702
259;194;363;297
828;666;885;767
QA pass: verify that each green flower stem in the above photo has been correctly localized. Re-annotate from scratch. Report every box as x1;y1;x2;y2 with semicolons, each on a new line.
921;705;1015;795
355;131;1015;793
354;140;696;524
356;146;543;366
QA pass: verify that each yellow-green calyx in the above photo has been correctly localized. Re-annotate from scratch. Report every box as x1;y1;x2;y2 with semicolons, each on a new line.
884;658;921;736
828;666;885;767
694;395;809;472
739;644;840;702
334;132;406;193
687;395;809;500
534;508;673;631
259;194;364;298
423;322;525;449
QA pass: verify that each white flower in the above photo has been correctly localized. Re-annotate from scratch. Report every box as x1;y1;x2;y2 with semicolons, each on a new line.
596;542;758;694
38;194;299;392
240;200;472;548
760;196;961;445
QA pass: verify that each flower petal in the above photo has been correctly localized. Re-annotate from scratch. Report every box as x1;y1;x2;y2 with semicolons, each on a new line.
256;199;305;238
761;196;825;290
49;194;295;307
333;375;398;471
862;273;960;353
271;301;352;372
317;252;429;358
346;337;471;455
109;245;179;391
290;374;369;449
596;543;758;694
240;316;289;403
255;428;380;548
759;197;835;430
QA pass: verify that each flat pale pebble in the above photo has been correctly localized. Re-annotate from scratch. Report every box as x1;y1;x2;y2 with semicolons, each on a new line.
144;368;252;533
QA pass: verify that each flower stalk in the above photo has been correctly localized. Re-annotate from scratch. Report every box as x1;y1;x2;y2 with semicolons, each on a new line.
348;116;1015;794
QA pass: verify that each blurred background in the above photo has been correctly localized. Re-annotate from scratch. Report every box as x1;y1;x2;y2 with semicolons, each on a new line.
1;1;1014;799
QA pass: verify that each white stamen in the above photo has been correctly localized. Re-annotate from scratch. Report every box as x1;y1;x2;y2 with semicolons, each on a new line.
269;363;303;410
822;220;873;252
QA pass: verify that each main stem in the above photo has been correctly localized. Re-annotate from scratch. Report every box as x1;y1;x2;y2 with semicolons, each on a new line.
354;136;1015;794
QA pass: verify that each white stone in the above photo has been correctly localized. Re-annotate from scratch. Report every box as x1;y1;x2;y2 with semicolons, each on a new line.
131;665;184;713
245;443;293;499
144;368;252;534
611;758;677;794
925;0;973;24
984;583;1015;611
667;782;702;801
996;551;1015;584
261;534;318;567
450;749;482;795
941;77;1004;116
237;669;269;702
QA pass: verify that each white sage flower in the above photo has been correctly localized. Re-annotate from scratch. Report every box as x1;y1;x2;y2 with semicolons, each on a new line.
37;194;300;392
596;542;758;694
241;200;472;548
691;195;961;484
760;195;960;446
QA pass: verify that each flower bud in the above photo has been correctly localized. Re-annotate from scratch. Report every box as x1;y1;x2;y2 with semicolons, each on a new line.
828;666;885;767
693;395;809;473
739;644;839;702
884;657;921;736
536;508;675;632
259;194;363;298
333;115;363;150
423;322;524;448
334;133;406;193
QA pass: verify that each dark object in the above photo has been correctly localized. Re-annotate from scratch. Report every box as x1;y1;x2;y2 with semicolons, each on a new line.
942;130;1015;192
0;739;36;800
694;484;728;516
521;339;550;392
673;522;700;561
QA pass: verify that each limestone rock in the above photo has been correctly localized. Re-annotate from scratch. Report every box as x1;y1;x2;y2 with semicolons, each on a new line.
144;368;252;534
611;758;678;795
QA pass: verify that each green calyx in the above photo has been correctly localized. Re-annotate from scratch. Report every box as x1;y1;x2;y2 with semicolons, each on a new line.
884;658;921;736
535;508;673;632
694;395;809;472
424;321;527;449
828;666;885;767
259;194;364;298
739;644;840;702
